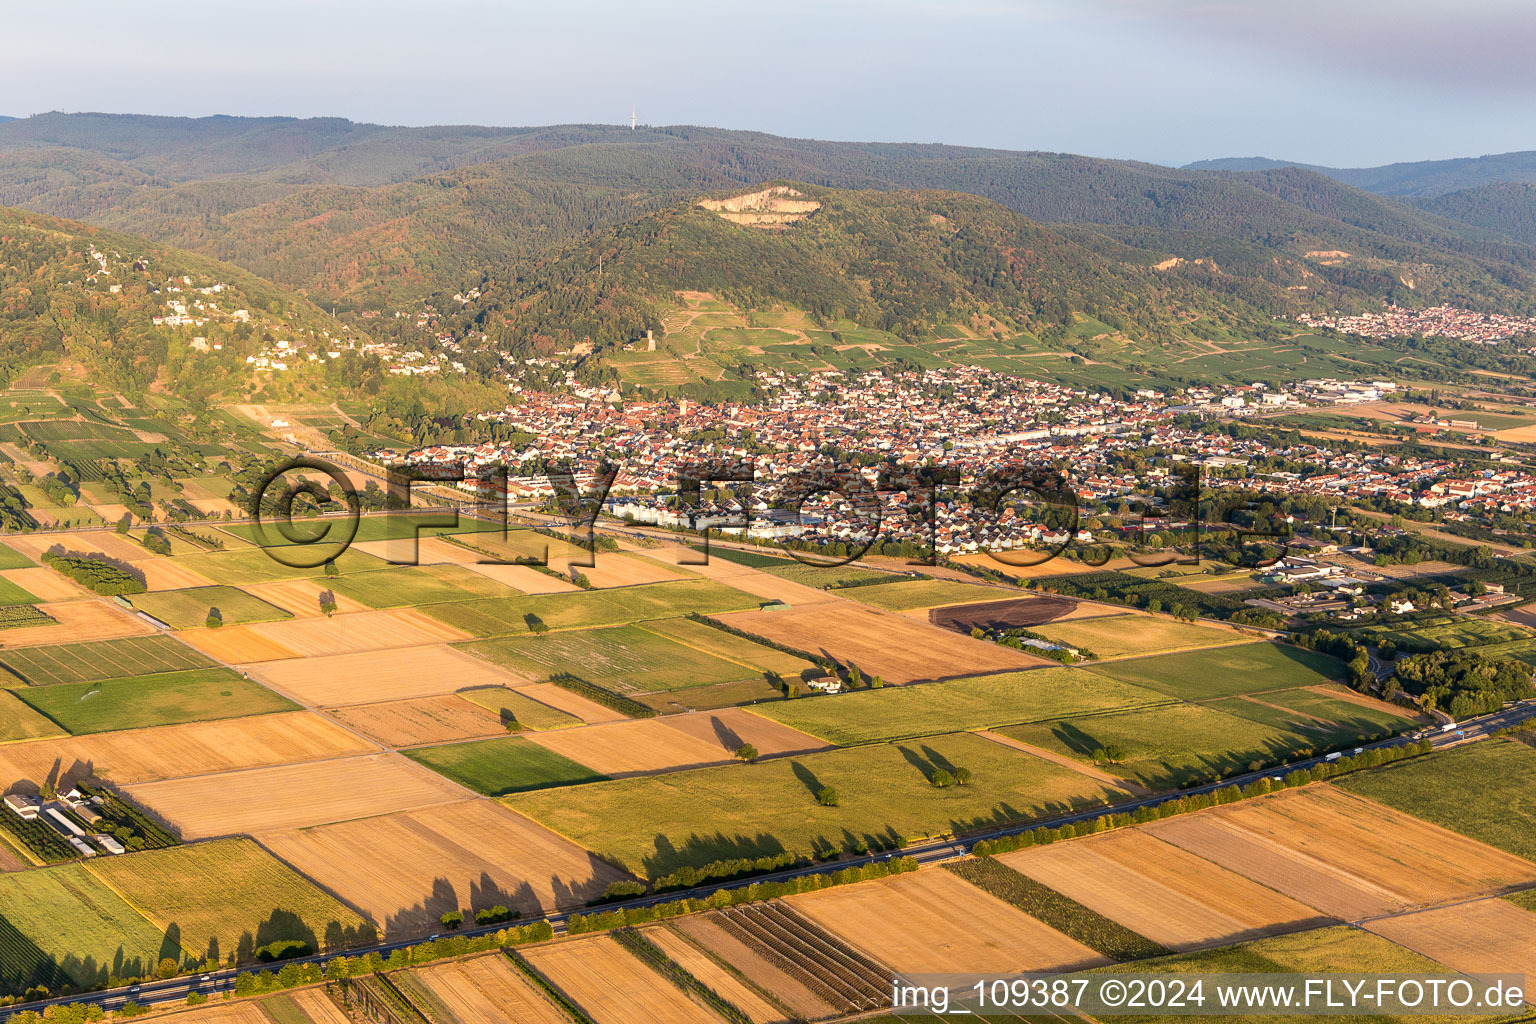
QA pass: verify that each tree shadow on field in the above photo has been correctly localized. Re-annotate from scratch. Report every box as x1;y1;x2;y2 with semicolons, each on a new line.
896;744;959;783
642;831;788;880
789;760;825;798
707;715;743;752
1049;722;1107;758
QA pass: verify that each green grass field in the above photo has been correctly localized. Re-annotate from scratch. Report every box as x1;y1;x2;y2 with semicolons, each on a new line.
507;732;1124;878
424;580;762;637
172;545;390;585
0;635;216;687
459;623;765;692
86;838;369;961
1028;614;1242;659
1210;685;1409;739
0;864;170;990
405;736;608;796
998;701;1323;790
0;689;67;742
1335;737;1536;860
638;616;815;677
129;586;293;629
1092;643;1348;700
841;579;1003;611
327;564;514;608
752;667;1171;745
0;575;39;607
0;542;34;569
456;686;582;730
1506;889;1536;913
15;668;296;734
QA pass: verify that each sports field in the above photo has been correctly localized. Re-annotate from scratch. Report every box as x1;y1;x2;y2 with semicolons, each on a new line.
1027;613;1243;659
326;564;515;608
459;623;764;692
405;735;608;795
0;863;169;988
258;801;626;934
752;667;1170;745
0;635;216;687
15;667;296;733
423;580;762;636
86;839;368;959
996;701;1322;790
1092;643;1347;700
129;586;293;629
1335;738;1536;860
508;731;1125;877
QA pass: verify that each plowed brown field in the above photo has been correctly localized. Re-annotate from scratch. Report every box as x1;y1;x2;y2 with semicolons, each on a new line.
126;753;468;838
247;644;524;706
791;868;1108;974
522;934;723;1024
999;829;1332;950
262;801;624;934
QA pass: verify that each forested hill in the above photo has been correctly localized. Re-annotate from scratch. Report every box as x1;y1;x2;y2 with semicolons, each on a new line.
6;114;1536;315
1410;183;1536;247
446;183;1394;365
1189;150;1536;198
0;204;364;399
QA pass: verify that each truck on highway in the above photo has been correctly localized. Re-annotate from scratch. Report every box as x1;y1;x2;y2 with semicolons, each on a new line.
1440;722;1456;732
1325;752;1342;762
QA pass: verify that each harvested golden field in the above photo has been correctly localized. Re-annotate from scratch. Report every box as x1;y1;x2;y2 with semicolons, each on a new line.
238;609;471;658
1368;900;1536;1005
557;551;690;589
247;644;525;706
1170;785;1536;916
412;953;575;1024
146;1001;274;1024
130;559;216;591
514;682;628;723
282;989;353;1024
645;926;790;1024
5;531;149;563
177;626;299;663
260;801;625;934
127;753;469;838
671;914;835;1021
999;829;1331;951
0;711;372;788
0;566;84;601
794;868;1107;974
522;934;723;1024
241;579;370;618
327;695;507;746
633;547;840;607
459;562;581;593
525;718;737;776
1;599;155;647
663;708;830;759
712;602;1043;683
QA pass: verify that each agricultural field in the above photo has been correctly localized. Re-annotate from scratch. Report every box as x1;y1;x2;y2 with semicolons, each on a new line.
172;545;390;586
1;566;88;602
239;579;369;619
1209;687;1412;746
523;717;745;776
405;735;608;795
126;753;472;838
1368;900;1536;1006
0;599;155;647
997;829;1331;951
325;695;510;746
508;732;1125;878
14;667;296;733
260;801;627;935
659;708;831;759
128;586;293;629
1335;738;1536;860
1151;785;1536;918
703;900;890;1016
456;686;582;730
0;574;40;606
86;839;369;961
791;866;1107;973
129;558;217;592
0;711;374;789
0;863;169;990
996;700;1334;790
0;635;216;687
1026;613;1244;660
640;926;791;1024
752;666;1170;745
186;608;468;662
637;616;816;677
669;914;838;1022
246;644;523;706
712;602;1043;684
410;954;574;1024
0;540;33;569
521;934;724;1024
0;690;66;742
325;564;515;608
459;623;767;692
930;594;1112;633
840;578;1003;611
424;580;763;636
1092;643;1347;701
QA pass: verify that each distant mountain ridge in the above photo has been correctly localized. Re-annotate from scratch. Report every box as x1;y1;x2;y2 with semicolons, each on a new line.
1187;151;1536;198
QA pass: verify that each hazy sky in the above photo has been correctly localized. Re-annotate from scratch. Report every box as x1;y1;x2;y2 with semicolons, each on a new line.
4;0;1534;166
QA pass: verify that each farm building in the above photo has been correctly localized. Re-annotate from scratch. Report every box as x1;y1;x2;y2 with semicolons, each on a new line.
3;793;40;820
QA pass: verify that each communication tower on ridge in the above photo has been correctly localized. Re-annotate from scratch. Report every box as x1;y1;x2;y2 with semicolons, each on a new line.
631;109;636;131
